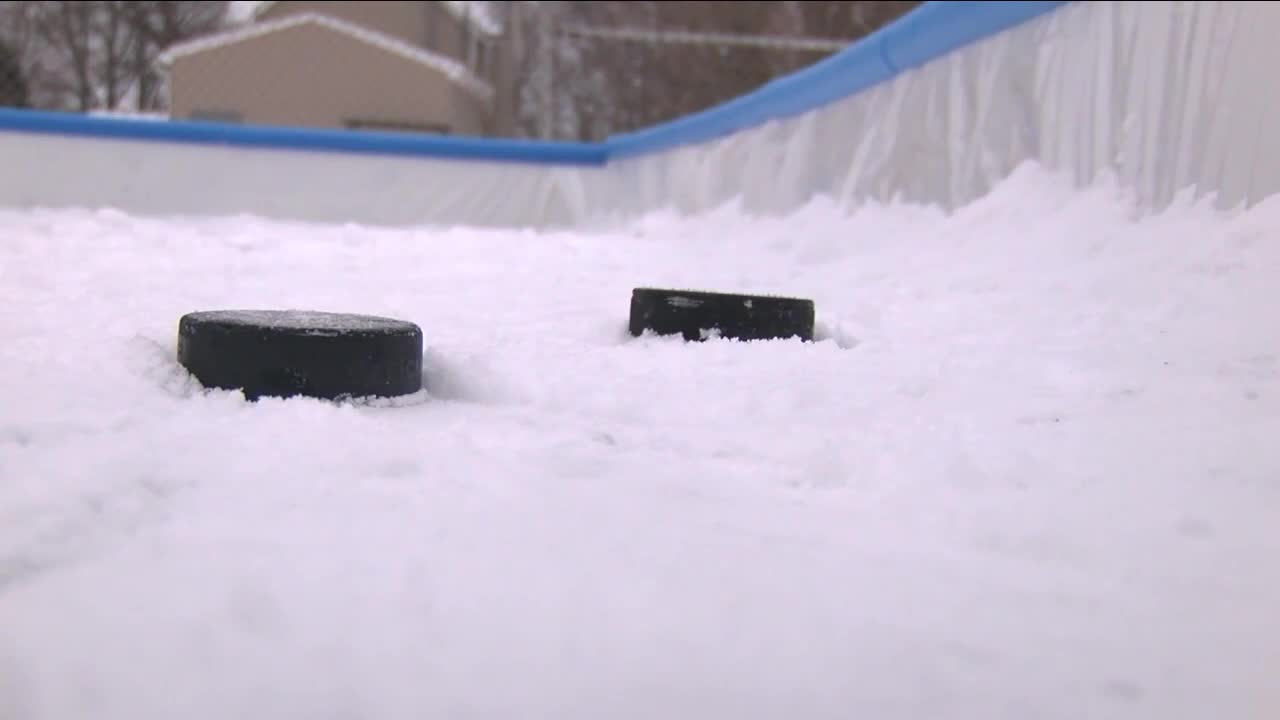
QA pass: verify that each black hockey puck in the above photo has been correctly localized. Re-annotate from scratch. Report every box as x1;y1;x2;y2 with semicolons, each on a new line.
628;288;815;342
177;310;424;401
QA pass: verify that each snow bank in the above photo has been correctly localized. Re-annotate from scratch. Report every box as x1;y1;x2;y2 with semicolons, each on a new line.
1;163;1278;719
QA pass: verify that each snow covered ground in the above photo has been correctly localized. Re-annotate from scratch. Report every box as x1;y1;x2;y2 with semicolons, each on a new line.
1;163;1278;719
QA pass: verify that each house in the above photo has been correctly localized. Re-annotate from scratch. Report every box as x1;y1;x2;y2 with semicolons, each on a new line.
157;1;515;137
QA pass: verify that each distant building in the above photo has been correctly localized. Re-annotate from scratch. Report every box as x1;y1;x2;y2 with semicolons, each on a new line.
158;1;516;137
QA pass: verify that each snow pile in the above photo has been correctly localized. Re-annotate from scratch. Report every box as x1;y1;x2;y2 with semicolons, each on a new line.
0;163;1278;719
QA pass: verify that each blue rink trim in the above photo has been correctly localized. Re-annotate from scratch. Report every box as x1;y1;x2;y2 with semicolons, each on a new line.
604;1;1070;159
0;2;1069;166
0;107;609;166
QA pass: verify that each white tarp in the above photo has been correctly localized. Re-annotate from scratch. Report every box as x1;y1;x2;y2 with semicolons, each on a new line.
607;1;1280;221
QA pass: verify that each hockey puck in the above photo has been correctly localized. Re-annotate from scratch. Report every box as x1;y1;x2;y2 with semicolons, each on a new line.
177;310;424;401
628;288;816;342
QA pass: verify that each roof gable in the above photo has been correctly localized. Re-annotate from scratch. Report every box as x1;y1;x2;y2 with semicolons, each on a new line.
253;1;503;36
158;12;494;102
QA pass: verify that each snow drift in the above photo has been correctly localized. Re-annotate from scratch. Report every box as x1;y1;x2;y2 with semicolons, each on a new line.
1;163;1277;719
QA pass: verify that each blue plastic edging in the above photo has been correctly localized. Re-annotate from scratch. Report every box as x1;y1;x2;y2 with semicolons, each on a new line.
0;1;1070;167
0;107;609;166
603;0;1070;159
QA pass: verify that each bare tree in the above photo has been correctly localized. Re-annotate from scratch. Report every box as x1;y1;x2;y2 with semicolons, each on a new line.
511;0;922;142
0;0;228;112
0;40;30;107
0;2;39;72
796;0;922;39
96;1;133;109
36;1;95;110
123;1;230;110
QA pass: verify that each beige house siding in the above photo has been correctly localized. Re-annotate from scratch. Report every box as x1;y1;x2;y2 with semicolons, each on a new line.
447;82;490;136
168;23;491;135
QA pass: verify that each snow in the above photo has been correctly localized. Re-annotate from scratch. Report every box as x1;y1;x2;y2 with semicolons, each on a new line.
87;111;170;122
439;0;503;36
246;1;503;35
1;162;1279;719
228;1;261;24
